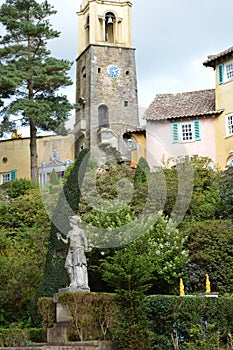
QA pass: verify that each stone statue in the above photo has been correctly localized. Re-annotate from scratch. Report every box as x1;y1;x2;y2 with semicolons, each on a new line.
57;215;90;291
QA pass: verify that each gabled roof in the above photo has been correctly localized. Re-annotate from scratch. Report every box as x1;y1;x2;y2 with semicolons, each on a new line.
145;89;223;121
203;46;233;68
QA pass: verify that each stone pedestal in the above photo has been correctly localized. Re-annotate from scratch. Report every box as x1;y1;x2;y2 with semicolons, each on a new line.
58;286;90;294
55;302;72;323
47;322;68;344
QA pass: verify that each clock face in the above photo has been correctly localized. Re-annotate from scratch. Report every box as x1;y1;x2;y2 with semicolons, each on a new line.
107;64;120;78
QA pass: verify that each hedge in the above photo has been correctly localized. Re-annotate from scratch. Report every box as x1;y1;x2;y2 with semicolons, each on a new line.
0;328;46;347
38;292;118;342
38;294;233;349
147;295;233;350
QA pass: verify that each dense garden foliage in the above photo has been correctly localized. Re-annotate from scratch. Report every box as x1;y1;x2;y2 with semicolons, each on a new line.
37;293;233;350
1;154;233;349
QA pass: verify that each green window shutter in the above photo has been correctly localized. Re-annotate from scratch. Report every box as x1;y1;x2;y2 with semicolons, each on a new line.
10;169;17;181
194;120;201;141
218;64;224;84
172;123;179;143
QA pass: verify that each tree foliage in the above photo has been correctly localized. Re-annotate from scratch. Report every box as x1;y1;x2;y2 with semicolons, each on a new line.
0;0;74;181
161;156;220;222
101;214;188;295
1;155;232;330
147;295;233;350
0;188;50;326
0;178;38;198
219;165;233;220
99;214;187;349
181;219;233;294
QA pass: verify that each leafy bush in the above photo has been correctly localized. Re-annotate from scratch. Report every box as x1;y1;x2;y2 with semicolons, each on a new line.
147;295;233;350
0;328;29;347
38;293;118;341
0;224;50;326
37;297;55;330
0;327;46;346
0;189;50;326
0;189;50;229
181;219;233;294
28;327;46;342
58;292;118;341
0;178;38;198
220;166;233;220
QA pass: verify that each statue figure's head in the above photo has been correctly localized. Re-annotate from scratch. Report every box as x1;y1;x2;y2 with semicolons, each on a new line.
69;215;82;225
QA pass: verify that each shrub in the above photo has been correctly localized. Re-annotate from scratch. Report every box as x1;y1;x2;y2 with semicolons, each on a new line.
58;292;118;341
147;295;233;350
38;293;118;341
0;178;38;198
182;219;233;294
0;327;46;346
29;328;46;343
37;297;55;330
0;328;29;347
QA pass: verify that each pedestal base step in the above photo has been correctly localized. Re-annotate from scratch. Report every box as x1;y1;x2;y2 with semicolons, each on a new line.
0;340;118;350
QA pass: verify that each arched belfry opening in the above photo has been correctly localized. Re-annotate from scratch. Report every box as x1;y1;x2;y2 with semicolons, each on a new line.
105;12;115;43
98;104;109;128
85;15;90;46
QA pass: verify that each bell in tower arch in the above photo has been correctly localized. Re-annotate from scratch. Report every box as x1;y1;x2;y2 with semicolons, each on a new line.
105;12;115;43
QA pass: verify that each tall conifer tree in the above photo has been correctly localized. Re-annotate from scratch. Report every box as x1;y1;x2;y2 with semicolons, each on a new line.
35;149;89;302
0;0;74;181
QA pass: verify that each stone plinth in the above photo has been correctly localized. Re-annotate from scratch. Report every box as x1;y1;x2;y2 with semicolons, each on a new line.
47;322;68;344
56;303;72;323
0;341;118;349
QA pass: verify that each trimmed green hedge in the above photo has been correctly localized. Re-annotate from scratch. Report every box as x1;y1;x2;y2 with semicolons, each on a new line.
38;294;233;349
0;327;46;347
147;295;233;350
38;292;118;342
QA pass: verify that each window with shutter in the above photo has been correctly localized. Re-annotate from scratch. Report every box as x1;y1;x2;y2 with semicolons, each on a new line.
10;169;17;180
181;123;193;141
225;61;233;81
172;123;179;143
172;121;201;143
225;113;233;136
218;64;224;84
194;120;201;140
2;173;10;184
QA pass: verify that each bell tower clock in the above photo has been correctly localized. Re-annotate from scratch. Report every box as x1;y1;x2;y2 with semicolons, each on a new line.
74;0;139;162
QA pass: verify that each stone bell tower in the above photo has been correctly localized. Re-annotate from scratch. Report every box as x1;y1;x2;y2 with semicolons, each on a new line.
74;0;139;163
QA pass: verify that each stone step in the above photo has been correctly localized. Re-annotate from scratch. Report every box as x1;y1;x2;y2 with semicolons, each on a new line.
0;341;118;350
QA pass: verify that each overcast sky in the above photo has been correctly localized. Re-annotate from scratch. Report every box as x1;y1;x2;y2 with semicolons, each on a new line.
2;0;233;124
45;0;233;114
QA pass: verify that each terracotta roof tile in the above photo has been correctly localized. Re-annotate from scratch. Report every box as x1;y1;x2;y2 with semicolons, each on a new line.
203;46;233;68
144;89;222;121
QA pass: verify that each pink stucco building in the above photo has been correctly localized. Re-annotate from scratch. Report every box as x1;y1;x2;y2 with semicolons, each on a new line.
144;89;223;169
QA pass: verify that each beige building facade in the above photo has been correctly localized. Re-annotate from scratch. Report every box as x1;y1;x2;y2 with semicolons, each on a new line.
0;134;75;185
203;47;233;169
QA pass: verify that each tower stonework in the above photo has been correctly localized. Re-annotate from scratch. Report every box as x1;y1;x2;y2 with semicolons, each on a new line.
74;0;139;163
